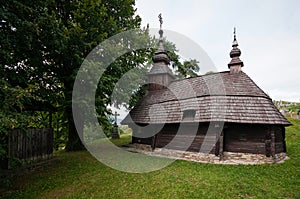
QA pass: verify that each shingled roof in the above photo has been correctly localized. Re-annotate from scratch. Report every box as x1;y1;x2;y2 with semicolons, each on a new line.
122;24;290;127
122;71;291;126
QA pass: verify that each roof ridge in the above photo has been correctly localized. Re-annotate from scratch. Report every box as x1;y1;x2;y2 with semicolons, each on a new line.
143;94;273;106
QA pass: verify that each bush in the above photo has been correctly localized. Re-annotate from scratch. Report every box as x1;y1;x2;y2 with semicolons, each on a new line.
0;80;37;162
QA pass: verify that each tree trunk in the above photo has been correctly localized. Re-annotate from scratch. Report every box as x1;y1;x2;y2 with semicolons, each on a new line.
64;87;85;151
65;109;85;151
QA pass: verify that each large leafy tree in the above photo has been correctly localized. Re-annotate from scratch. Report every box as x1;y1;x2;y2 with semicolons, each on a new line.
1;0;199;153
1;0;145;151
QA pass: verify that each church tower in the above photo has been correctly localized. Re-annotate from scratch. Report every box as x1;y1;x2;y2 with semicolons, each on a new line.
228;28;244;73
147;14;174;90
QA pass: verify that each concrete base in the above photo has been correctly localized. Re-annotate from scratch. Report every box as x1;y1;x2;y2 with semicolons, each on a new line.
111;125;120;139
125;144;289;165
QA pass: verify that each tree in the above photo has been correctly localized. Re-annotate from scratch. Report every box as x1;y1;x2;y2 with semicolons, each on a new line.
0;79;39;163
1;0;145;151
1;0;199;152
162;40;200;78
124;38;200;110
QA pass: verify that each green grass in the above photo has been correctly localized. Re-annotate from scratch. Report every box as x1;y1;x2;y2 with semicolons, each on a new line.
85;132;132;146
109;132;132;146
1;119;300;199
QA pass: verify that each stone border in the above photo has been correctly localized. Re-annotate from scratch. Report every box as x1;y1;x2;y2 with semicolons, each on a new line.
124;144;289;165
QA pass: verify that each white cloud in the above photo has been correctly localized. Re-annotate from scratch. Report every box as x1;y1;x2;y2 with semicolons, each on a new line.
135;0;300;102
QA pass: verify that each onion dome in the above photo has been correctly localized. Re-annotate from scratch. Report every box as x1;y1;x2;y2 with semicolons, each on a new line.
147;14;174;90
228;28;244;68
148;14;173;75
152;20;170;64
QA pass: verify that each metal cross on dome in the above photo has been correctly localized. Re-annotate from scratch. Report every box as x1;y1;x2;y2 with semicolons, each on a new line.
234;27;236;39
158;13;163;30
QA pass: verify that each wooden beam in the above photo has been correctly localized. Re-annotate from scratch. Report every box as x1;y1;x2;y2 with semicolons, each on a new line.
151;134;157;151
282;127;287;153
215;127;224;160
265;139;271;157
214;123;220;156
215;137;220;156
218;130;224;160
271;130;276;158
219;134;224;161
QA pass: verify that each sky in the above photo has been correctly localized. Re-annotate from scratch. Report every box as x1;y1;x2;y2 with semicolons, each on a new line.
134;0;300;102
113;0;300;120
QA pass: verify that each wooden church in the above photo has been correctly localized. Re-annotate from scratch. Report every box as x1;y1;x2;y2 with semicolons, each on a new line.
122;19;291;158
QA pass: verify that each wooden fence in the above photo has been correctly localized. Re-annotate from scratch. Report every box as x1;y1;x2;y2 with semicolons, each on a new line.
7;128;53;168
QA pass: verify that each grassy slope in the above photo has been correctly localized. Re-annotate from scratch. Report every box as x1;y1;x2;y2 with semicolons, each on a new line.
1;119;300;199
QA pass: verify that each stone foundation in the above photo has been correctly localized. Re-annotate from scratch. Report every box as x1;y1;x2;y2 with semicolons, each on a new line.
125;144;289;165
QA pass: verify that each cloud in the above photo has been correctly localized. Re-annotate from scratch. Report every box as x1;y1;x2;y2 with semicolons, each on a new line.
135;0;300;102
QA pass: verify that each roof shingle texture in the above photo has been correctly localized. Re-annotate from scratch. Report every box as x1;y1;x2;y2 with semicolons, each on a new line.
122;71;290;126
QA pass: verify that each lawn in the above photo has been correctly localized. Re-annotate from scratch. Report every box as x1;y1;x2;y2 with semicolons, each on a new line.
1;118;300;198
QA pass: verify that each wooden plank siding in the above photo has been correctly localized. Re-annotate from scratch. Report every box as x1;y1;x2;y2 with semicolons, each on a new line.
131;123;286;156
155;134;216;152
7;128;53;169
123;67;290;158
132;123;215;152
132;137;153;145
224;124;285;154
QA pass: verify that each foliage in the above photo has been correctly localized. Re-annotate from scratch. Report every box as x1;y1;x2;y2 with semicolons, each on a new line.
119;125;132;135
1;0;201;152
0;80;32;130
286;103;300;113
125;38;200;110
83;123;108;143
52;111;69;151
163;39;200;78
1;118;300;198
1;0;146;151
109;132;132;146
273;100;300;114
0;79;37;160
128;84;147;109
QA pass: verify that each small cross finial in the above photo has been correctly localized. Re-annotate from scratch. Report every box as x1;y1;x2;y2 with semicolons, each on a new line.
114;111;120;125
232;27;238;47
158;13;164;39
158;13;163;29
233;27;236;40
